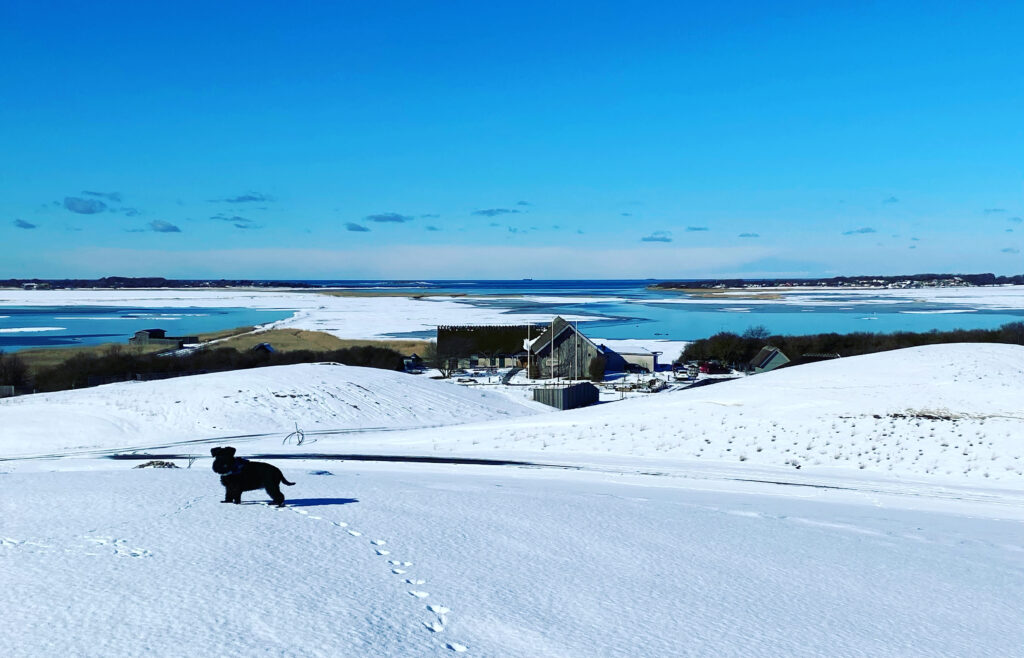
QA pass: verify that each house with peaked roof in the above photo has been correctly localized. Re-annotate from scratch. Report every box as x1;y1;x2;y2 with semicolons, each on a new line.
527;316;604;380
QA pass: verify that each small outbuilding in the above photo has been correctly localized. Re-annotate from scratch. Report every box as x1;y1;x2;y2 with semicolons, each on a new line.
750;346;790;373
601;346;658;373
129;328;199;349
533;382;600;410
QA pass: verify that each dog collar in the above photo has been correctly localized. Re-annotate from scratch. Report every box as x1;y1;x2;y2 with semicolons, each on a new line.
225;457;249;476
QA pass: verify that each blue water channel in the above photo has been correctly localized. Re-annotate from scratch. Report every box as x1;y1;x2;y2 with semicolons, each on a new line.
0;306;293;351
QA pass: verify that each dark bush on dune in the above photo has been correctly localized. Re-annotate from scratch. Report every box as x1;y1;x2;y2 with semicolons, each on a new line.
0;351;30;387
678;321;1024;369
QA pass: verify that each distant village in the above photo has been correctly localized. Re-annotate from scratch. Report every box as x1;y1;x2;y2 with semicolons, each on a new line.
7;272;1024;292
652;272;1024;290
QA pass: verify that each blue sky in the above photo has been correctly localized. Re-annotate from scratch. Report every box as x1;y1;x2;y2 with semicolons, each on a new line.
2;1;1022;279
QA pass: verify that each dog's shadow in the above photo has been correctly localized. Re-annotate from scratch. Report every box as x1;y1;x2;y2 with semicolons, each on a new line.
239;498;359;507
285;497;359;508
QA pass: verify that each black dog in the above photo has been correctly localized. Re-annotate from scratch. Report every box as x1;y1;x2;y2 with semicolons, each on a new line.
210;446;295;507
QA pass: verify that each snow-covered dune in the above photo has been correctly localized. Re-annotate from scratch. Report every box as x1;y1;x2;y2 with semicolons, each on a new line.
384;343;1024;483
0;363;546;457
4;344;1023;483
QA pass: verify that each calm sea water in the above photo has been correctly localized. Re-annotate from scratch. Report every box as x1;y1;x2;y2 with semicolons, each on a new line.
303;280;1024;341
0;306;293;352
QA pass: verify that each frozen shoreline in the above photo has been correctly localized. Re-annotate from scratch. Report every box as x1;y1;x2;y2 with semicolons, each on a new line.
651;284;1024;310
0;288;604;342
3;285;1024;353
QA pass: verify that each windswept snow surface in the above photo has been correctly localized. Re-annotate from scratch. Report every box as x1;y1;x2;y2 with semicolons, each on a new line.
0;363;547;458
2;344;1024;656
2;466;1022;657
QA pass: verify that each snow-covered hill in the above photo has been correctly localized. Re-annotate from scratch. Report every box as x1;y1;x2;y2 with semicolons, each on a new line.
4;344;1024;483
3;344;1024;656
0;363;546;457
337;343;1024;483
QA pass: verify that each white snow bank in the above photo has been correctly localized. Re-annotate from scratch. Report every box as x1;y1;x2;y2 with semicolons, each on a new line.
0;326;64;333
0;363;546;457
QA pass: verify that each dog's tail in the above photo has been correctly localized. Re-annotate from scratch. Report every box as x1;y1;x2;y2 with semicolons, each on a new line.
281;476;296;486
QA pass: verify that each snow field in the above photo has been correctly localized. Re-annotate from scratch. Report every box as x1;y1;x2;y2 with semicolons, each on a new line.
3;342;1024;655
2;466;1022;657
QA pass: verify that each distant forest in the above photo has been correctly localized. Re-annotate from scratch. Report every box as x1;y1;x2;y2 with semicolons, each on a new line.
679;322;1024;368
654;273;1024;289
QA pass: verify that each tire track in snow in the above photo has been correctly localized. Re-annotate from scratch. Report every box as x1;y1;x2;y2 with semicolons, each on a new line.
284;506;469;653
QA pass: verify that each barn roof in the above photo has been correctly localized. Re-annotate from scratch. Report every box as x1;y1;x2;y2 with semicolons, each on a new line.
529;317;599;354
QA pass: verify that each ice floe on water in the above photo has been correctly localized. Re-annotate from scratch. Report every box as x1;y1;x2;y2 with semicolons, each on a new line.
0;326;65;333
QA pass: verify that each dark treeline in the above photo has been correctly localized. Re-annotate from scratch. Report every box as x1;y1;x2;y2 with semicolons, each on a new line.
1;276;317;289
679;322;1024;368
0;351;30;388
655;272;1024;289
26;345;405;393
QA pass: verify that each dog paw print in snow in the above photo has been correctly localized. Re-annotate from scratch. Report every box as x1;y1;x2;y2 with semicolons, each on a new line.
84;536;151;558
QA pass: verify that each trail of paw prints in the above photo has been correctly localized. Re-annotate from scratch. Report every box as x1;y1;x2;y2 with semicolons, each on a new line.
288;506;353;530
284;506;469;652
6;535;152;558
1;537;52;550
84;536;153;558
378;546;469;652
